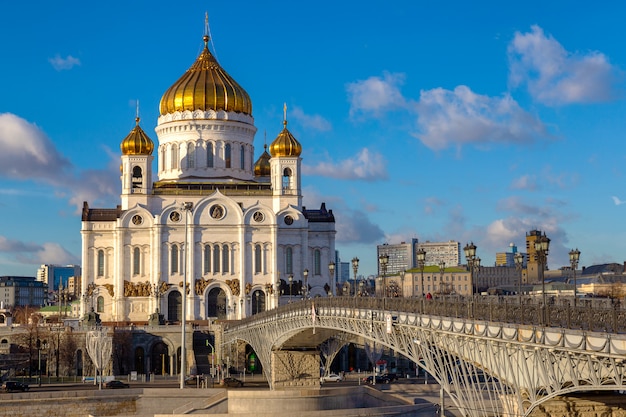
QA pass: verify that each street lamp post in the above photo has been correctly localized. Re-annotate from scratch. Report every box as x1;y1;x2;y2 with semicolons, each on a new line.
417;249;426;298
379;254;389;299
534;234;551;325
303;269;309;299
463;242;480;296
569;248;581;307
288;275;293;303
514;252;524;305
37;338;48;387
352;257;359;298
438;261;446;294
328;261;335;297
180;201;192;389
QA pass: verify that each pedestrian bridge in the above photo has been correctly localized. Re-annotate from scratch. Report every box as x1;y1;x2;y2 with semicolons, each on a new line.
222;296;626;417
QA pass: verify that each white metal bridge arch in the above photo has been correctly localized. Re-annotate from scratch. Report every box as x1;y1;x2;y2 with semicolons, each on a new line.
222;297;626;417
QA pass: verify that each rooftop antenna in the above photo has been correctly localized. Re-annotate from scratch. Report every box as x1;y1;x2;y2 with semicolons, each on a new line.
205;11;218;61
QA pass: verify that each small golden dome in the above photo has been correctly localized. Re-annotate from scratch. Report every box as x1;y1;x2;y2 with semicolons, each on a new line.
120;117;154;155
254;144;271;176
269;121;302;157
159;35;252;116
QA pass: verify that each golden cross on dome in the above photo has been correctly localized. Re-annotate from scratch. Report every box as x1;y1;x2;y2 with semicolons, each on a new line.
203;12;209;45
283;103;288;127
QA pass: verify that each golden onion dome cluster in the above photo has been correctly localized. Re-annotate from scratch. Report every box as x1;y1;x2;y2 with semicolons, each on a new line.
269;121;302;157
159;36;252;116
120;117;154;155
254;144;271;177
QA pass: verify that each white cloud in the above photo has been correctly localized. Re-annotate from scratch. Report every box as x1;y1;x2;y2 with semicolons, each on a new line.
303;148;388;181
0;236;78;267
413;86;549;151
49;54;81;71
612;196;626;206
290;106;331;132
508;25;621;106
346;72;407;118
0;113;119;213
510;174;538;191
302;188;384;245
0;113;72;180
335;209;385;244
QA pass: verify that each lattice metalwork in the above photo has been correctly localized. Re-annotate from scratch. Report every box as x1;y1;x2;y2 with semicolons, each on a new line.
223;297;626;416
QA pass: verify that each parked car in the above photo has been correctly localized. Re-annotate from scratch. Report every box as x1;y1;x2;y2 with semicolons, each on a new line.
2;381;29;392
320;373;343;383
105;380;130;389
221;377;243;387
362;375;393;384
385;373;398;382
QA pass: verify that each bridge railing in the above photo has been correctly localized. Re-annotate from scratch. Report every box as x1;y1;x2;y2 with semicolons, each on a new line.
225;295;626;334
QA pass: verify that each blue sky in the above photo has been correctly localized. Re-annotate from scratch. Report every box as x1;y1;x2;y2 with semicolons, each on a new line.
1;1;626;278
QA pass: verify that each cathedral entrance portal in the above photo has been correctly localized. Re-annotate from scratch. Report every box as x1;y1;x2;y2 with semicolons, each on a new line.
207;288;227;319
152;342;169;375
251;290;265;315
135;347;145;374
168;291;182;322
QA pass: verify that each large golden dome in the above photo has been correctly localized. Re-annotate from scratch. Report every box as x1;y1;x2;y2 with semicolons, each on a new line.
254;144;271;177
120;117;154;155
269;121;302;157
159;35;252;116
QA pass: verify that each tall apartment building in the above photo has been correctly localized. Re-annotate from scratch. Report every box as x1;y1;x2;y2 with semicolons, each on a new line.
525;230;548;284
377;239;419;275
377;240;462;276
417;241;461;267
0;276;47;308
36;264;81;292
495;243;527;267
338;261;351;284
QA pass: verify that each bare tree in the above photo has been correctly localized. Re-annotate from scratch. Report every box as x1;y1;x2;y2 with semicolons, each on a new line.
11;314;44;377
59;332;79;376
112;330;133;375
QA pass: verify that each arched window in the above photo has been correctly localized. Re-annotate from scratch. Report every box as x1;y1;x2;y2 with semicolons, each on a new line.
171;145;178;169
314;249;321;275
97;250;105;277
132;166;143;189
213;245;220;273
286;247;293;274
225;144;231;168
240;145;245;169
133;247;141;275
187;143;195;169
204;245;211;274
206;142;214;167
222;244;229;273
283;167;292;190
171;244;179;274
254;245;262;273
96;296;104;313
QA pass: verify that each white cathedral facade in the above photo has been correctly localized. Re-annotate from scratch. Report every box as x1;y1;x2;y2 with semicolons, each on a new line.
80;35;336;323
